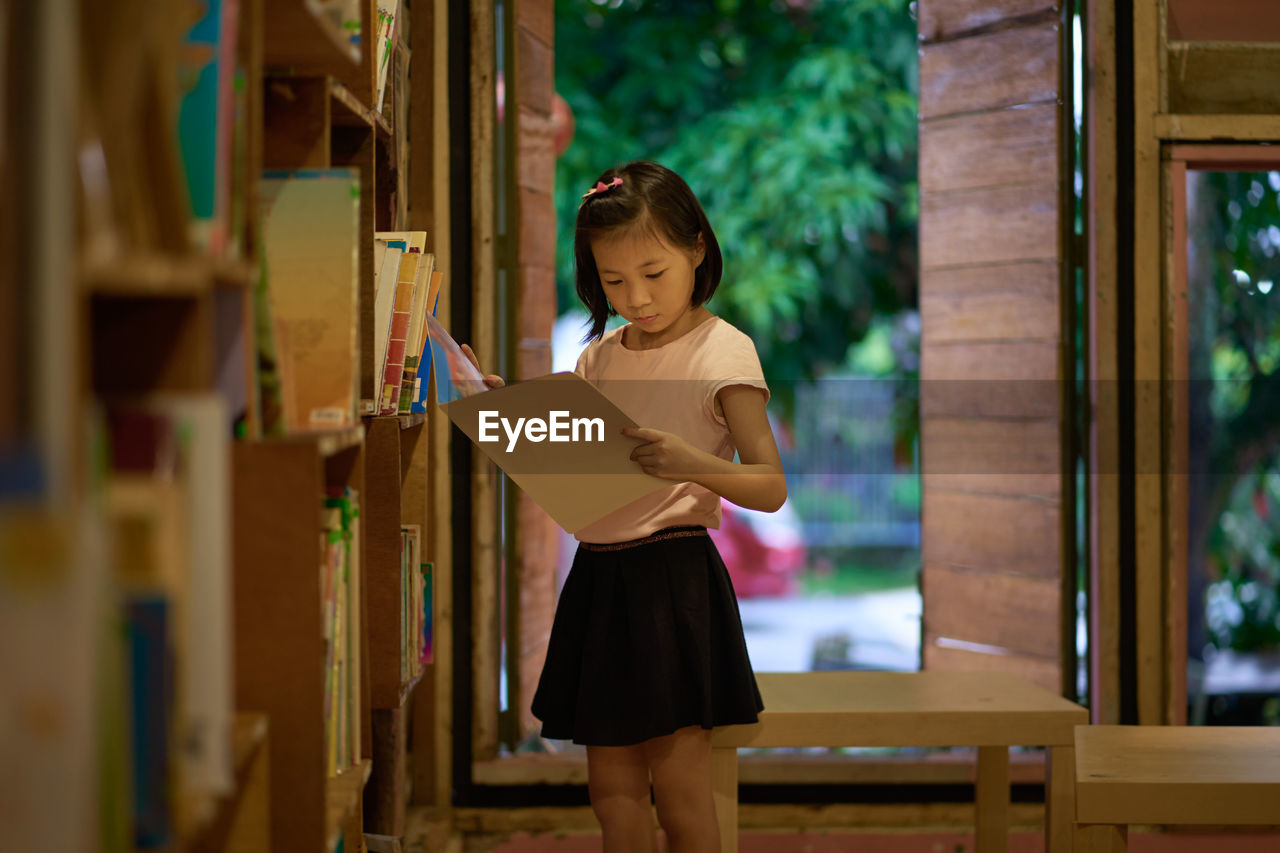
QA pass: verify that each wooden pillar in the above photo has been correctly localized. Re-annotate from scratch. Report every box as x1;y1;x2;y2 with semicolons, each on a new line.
509;0;559;743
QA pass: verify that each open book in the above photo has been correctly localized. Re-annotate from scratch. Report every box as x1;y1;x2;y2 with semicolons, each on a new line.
425;314;669;533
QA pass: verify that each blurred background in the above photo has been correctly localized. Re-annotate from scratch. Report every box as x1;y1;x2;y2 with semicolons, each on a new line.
546;0;925;680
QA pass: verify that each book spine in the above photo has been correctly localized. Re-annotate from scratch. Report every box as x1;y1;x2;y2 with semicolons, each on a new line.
397;355;418;413
126;595;175;848
379;254;419;414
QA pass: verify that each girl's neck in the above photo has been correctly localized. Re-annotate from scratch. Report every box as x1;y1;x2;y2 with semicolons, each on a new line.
623;305;713;351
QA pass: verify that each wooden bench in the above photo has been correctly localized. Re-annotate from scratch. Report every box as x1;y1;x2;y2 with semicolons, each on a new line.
710;671;1087;853
1074;725;1280;851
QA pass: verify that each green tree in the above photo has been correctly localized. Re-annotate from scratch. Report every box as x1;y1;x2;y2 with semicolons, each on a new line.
1187;170;1280;657
554;0;919;409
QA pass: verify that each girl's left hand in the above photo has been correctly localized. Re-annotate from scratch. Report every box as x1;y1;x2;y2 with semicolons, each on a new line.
623;427;702;481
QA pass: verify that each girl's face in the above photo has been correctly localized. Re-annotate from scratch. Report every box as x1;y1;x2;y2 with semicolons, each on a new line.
591;227;707;345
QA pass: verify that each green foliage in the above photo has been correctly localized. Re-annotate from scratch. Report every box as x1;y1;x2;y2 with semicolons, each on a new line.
1192;170;1280;652
554;0;919;409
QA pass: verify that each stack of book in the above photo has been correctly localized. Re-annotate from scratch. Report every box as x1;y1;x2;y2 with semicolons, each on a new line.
322;488;363;777
102;395;235;848
399;527;431;686
374;1;402;113
374;230;444;417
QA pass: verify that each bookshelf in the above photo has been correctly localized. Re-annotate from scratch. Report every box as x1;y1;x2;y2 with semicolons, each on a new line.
184;714;272;853
3;0;439;850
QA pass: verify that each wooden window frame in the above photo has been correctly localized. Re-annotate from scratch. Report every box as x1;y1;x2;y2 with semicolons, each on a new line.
1162;144;1280;727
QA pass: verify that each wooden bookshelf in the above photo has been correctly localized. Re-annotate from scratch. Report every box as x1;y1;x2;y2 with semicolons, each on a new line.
45;0;437;848
327;759;374;852
364;415;429;709
82;255;254;296
233;435;372;853
398;412;426;429
183;714;272;853
264;1;361;75
332;79;393;137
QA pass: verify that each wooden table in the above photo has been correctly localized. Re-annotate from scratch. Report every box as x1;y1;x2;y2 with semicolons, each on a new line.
710;671;1087;853
1075;725;1280;851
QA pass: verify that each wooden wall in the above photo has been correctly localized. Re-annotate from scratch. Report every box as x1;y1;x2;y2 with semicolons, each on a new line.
916;0;1071;694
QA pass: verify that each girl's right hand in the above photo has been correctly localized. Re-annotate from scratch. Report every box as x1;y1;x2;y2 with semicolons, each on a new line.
460;343;505;389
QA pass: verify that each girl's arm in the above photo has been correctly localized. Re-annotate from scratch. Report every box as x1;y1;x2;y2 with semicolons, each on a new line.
625;384;787;513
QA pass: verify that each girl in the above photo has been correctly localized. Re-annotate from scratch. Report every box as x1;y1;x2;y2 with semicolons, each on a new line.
463;160;786;852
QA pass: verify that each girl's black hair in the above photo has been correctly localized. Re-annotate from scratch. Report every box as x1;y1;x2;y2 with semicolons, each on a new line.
574;160;723;342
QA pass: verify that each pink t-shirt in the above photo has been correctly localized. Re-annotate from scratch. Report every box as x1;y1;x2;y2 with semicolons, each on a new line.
572;314;770;544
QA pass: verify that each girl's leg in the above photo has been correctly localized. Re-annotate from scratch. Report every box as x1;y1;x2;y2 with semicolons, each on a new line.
645;726;720;853
586;743;659;853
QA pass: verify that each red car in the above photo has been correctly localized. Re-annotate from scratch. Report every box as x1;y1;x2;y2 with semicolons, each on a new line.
710;500;807;598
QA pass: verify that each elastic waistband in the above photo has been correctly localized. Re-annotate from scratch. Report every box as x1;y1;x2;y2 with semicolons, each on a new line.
578;525;708;552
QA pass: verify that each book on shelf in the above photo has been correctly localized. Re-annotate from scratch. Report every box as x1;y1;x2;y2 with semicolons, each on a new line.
375;0;402;113
373;230;426;415
324;487;362;774
105;475;187;848
379;250;420;414
322;505;345;777
422;562;433;666
407;269;444;415
251;239;287;436
105;393;235;841
124;594;177;848
397;255;437;413
260;170;360;433
400;524;422;683
176;0;241;256
377;240;431;415
134;395;234;798
372;237;404;410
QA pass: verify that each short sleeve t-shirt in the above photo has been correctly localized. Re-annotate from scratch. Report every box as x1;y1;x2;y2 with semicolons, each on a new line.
572;314;769;544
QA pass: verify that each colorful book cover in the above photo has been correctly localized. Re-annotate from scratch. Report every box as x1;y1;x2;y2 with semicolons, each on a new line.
401;525;420;679
322;512;343;777
259;170;360;432
177;0;240;254
379;250;421;414
375;0;400;113
397;254;435;413
325;488;361;768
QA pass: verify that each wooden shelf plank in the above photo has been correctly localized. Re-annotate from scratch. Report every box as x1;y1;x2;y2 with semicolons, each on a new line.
398;667;425;708
180;714;271;853
272;426;364;457
325;759;373;852
331;80;392;137
264;0;360;77
397;412;425;430
1155;113;1280;141
314;426;364;457
82;255;253;296
361;412;424;430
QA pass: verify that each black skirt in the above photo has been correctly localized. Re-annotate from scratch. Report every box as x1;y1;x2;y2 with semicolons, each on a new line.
531;525;764;746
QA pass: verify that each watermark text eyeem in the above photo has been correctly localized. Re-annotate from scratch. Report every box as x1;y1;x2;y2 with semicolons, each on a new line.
477;410;606;452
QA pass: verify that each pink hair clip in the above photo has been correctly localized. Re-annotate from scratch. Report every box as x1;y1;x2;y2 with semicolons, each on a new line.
581;176;623;199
